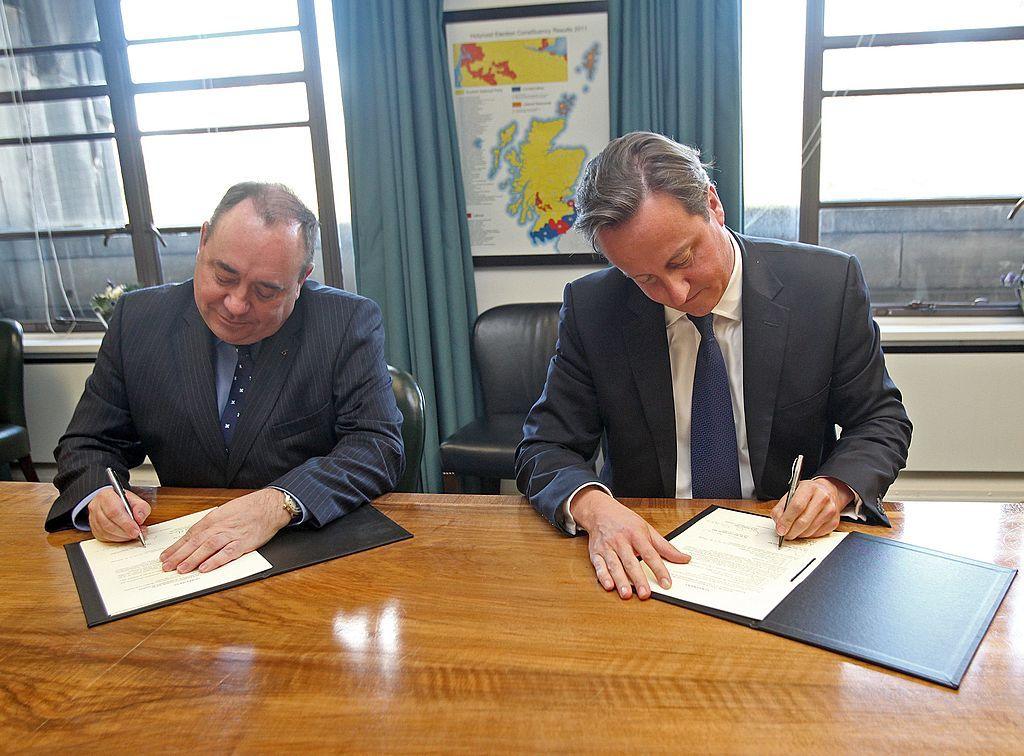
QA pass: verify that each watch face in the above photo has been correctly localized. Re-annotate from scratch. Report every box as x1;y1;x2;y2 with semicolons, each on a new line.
283;494;299;517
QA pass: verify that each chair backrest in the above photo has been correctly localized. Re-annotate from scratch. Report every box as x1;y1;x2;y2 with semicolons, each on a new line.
473;303;561;416
389;364;426;493
0;319;26;427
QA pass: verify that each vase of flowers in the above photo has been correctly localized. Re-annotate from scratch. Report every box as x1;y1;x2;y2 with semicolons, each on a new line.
90;281;139;329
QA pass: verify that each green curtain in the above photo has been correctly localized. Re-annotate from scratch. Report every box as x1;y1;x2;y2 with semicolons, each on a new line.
333;0;478;492
609;0;744;228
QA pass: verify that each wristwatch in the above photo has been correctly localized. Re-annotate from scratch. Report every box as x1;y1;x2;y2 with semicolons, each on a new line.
281;491;301;522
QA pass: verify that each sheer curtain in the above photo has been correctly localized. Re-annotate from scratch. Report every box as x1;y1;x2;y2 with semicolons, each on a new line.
1;0;128;329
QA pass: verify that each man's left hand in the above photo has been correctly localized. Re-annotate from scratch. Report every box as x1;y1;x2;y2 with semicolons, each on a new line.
160;489;292;574
771;477;853;541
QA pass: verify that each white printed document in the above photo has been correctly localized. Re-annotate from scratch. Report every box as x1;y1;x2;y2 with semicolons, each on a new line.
78;508;272;617
644;507;847;621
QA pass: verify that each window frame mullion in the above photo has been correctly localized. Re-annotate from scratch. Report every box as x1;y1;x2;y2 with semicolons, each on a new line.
798;0;826;246
94;0;162;287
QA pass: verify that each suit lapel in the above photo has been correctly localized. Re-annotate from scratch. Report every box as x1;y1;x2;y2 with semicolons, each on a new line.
622;283;676;498
224;300;304;482
174;297;228;472
738;234;789;493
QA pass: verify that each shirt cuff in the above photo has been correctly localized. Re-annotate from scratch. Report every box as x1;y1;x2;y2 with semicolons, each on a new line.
71;486;111;531
268;486;309;526
812;476;865;521
561;482;612;535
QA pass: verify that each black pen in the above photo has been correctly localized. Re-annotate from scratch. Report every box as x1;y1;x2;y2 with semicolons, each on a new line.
778;454;804;549
106;467;146;547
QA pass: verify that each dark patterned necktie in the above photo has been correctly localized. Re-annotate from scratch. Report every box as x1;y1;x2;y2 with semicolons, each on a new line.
688;314;742;499
221;345;253;449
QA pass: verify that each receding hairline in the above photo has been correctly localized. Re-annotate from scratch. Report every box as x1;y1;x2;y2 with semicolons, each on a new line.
206;182;319;273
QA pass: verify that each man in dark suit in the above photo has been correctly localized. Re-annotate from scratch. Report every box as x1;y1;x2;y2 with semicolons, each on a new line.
46;182;404;575
516;132;911;600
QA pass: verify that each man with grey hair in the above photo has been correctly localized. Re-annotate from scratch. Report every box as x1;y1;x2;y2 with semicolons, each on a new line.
47;182;404;574
517;132;911;600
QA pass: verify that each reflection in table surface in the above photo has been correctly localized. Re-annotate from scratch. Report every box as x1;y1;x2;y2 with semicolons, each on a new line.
3;482;1022;751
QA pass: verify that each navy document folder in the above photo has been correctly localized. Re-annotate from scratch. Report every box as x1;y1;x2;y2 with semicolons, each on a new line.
652;506;1016;688
66;503;413;627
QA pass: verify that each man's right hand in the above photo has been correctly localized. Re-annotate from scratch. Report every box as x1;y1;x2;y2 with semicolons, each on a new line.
88;486;151;542
571;487;690;600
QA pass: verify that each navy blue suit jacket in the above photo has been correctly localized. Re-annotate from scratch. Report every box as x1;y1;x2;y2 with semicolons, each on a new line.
516;233;912;534
46;279;404;531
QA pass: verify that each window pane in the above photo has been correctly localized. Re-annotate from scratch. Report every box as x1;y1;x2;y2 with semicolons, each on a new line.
0;234;137;325
142;127;317;227
819;91;1023;201
0;0;99;48
0;50;105;91
158;231;200;284
127;32;304;83
819;205;1022;307
823;40;1024;90
742;0;805;240
0;139;127;231
135;83;308;132
824;0;1024;36
120;0;298;41
158;229;325;286
0;97;112;138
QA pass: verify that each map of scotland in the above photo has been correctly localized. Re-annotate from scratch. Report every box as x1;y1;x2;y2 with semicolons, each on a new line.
447;12;609;256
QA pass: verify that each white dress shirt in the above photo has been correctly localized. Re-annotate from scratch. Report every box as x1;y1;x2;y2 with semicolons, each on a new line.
563;232;860;534
665;232;753;499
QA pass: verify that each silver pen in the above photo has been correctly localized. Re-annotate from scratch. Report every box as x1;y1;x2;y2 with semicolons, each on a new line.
778;454;804;549
105;467;146;547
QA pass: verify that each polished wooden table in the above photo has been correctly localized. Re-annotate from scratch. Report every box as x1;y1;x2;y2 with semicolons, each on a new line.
2;482;1022;751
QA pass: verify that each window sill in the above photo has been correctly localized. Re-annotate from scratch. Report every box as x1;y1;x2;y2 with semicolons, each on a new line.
24;332;104;359
877;316;1024;346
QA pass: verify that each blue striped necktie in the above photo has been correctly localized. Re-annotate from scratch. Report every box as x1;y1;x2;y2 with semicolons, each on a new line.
221;345;253;449
688;314;742;499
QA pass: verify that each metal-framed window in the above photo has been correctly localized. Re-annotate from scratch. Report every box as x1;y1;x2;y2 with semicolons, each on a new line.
797;1;1024;315
0;0;343;332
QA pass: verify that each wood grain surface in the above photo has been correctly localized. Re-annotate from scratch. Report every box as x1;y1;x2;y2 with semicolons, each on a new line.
1;483;1021;752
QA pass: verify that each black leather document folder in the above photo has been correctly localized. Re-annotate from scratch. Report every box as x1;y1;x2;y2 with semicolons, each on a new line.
66;503;412;627
653;506;1016;689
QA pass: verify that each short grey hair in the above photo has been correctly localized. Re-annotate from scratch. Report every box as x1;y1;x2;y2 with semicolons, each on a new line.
207;182;319;273
574;132;713;253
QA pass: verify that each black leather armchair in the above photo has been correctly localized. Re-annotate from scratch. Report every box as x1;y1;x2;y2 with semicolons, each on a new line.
440;303;561;493
389;365;426;492
0;319;38;481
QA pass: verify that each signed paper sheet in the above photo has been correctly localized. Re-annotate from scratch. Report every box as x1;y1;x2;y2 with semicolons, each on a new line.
79;508;272;617
645;508;847;621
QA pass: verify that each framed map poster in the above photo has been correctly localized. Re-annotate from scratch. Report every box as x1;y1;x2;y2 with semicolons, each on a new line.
444;2;610;266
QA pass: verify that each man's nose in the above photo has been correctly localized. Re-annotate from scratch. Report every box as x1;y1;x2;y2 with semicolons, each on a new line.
224;291;250;316
666;278;691;308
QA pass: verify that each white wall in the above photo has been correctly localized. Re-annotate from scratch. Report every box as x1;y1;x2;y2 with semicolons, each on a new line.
474;265;602;311
884;352;1024;473
25;361;93;464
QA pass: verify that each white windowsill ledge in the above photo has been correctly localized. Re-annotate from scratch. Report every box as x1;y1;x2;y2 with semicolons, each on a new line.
875;316;1024;346
24;332;104;358
22;315;1024;357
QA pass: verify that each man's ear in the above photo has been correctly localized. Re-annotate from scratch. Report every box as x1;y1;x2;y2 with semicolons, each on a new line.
296;264;313;294
707;185;726;227
199;221;211;251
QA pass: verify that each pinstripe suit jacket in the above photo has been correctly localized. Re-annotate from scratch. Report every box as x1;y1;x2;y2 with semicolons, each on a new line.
45;279;404;532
